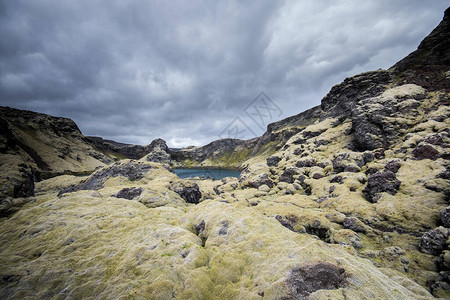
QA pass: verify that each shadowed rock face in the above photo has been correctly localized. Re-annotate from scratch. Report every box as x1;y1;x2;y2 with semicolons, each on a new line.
170;181;202;204
285;262;346;298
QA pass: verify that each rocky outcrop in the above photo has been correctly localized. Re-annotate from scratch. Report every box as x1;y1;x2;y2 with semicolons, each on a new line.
145;138;171;164
391;7;450;91
321;70;392;120
284;262;346;298
0;106;112;200
169;181;202;204
419;227;449;256
363;171;401;203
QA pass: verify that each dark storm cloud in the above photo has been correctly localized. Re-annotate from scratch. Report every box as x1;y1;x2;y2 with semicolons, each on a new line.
0;0;448;147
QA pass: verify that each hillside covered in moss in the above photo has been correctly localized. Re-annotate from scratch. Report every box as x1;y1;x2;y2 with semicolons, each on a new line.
1;7;450;300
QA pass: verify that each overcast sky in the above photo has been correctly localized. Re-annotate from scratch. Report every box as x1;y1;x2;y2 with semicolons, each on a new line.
0;1;448;147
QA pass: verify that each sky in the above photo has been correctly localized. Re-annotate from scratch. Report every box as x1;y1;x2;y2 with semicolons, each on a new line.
0;1;448;147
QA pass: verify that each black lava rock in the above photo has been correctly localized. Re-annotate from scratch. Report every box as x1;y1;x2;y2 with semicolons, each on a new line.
363;171;401;203
441;207;450;228
280;168;298;184
171;182;202;204
113;187;143;200
285;262;346;298
413;144;440;160
343;217;366;233
419;228;448;256
267;156;281;167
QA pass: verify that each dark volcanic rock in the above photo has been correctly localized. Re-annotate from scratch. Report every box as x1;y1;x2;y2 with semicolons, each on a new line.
385;160;402;173
146;139;171;164
285;262;346;298
275;215;296;232
249;173;274;189
280;168;298;184
391;7;450;91
363;171;401;203
420;228;449;256
320;70;392;119
441;207;450;228
59;161;154;196
295;159;317;168
113;187;143;200
413;144;440;160
13;167;39;198
343;217;366;233
267;156;281;167
171;182;202;204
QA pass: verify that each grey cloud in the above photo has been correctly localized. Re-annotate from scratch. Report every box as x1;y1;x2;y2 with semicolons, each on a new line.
0;0;448;147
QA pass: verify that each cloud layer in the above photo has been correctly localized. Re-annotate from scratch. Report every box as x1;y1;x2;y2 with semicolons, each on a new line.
0;0;448;147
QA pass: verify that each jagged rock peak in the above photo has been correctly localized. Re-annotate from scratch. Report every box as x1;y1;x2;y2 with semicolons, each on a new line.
149;138;169;152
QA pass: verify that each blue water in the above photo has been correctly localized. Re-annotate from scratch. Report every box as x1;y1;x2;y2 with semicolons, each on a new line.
173;168;241;180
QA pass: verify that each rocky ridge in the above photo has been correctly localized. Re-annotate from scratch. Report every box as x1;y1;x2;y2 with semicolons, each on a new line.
0;8;449;300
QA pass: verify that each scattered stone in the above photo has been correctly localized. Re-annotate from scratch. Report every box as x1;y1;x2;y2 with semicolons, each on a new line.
385;160;401;173
332;153;351;173
280;168;298;184
343;217;366;233
330;175;344;184
170;182;202;204
344;164;360;173
419;227;449;255
312;173;324;179
413;144;440;160
267;156;281;167
285;262;346;298
295;159;317;168
113;187;143;200
363;171;401;203
293;148;303;155
441;207;450;228
362;151;375;164
249;173;274;189
296;175;312;195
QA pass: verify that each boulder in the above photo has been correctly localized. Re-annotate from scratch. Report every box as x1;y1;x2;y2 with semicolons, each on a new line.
146;139;171;164
413;144;440;160
249;173;274;189
285;262;346;298
267;156;281;167
113;187;143;200
343;217;366;233
363;171;401;203
441;207;450;228
279;168;298;184
419;227;449;256
170;182;202;204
